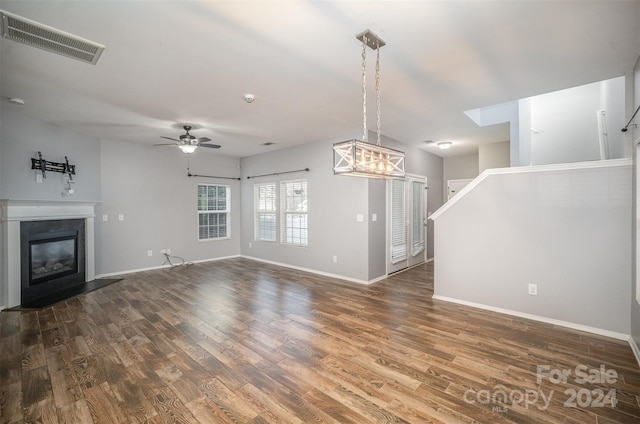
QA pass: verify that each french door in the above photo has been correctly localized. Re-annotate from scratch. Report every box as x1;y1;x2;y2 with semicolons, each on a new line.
387;175;427;274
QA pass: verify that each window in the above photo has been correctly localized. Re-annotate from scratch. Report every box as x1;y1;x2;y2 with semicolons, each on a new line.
411;180;425;256
197;184;230;240
390;178;407;264
254;183;277;242
281;180;308;246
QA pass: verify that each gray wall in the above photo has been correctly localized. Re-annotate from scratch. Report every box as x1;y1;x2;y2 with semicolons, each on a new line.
98;139;241;275
479;141;510;172
368;178;387;279
239;135;444;282
373;135;444;261
0;106;101;200
433;163;632;335
240;139;371;281
0;108;242;279
443;153;479;182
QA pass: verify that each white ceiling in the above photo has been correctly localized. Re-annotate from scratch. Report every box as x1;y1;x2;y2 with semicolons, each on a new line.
1;0;639;158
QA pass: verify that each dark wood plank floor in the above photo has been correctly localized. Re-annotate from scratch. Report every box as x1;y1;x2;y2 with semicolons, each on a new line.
1;258;639;423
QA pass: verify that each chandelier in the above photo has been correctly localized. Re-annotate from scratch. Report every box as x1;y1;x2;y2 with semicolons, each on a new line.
333;30;405;179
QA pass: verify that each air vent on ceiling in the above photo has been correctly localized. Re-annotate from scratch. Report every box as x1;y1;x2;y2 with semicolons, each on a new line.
0;10;105;65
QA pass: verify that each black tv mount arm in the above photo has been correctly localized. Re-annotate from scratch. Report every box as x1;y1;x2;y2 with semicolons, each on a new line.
31;151;76;179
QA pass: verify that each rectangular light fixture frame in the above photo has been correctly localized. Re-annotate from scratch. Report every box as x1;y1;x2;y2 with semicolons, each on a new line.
333;139;405;179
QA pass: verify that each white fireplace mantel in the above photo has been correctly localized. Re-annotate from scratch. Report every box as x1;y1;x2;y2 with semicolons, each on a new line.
0;199;98;309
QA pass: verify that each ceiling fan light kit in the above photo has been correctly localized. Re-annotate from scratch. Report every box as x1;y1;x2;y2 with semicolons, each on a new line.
178;144;198;154
333;29;405;179
155;125;220;153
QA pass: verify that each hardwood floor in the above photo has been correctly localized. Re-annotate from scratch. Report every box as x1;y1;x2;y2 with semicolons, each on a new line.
1;257;639;423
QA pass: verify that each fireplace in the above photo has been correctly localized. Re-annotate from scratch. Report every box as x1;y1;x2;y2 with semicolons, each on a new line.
1;200;97;309
20;219;86;305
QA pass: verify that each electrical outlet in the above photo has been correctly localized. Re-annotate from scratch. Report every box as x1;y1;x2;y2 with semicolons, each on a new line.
118;214;124;221
332;255;338;263
147;250;153;257
528;284;538;296
35;173;43;183
102;214;108;222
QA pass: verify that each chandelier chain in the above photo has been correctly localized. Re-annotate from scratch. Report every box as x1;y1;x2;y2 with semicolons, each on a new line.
376;44;381;146
362;35;367;142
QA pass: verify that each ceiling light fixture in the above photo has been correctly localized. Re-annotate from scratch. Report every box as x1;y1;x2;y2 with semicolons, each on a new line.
178;144;197;154
8;97;25;105
333;30;405;179
437;142;452;150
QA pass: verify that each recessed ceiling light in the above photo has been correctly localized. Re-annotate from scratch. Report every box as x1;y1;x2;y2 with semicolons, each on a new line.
8;97;25;105
437;142;452;150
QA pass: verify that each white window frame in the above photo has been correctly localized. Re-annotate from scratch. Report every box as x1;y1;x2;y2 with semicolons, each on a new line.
197;184;230;241
254;182;277;242
280;179;308;247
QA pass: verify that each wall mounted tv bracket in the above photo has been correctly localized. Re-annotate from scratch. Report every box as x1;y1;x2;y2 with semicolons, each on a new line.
31;151;76;180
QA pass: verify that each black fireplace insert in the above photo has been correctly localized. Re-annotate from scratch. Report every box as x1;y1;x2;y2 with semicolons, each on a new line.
20;219;86;306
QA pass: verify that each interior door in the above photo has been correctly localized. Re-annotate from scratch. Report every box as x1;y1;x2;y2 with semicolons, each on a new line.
447;178;473;201
387;175;427;274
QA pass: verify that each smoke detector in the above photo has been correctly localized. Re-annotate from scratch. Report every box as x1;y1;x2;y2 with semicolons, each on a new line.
243;94;255;103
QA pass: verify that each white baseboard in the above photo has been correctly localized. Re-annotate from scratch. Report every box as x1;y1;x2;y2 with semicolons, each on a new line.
630;336;640;368
96;254;241;279
241;255;376;285
432;295;631;341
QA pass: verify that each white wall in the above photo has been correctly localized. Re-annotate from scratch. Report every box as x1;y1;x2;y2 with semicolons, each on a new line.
631;53;640;360
432;161;632;335
527;77;626;165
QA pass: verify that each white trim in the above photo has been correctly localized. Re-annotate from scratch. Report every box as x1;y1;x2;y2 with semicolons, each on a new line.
0;199;97;308
96;254;241;279
241;255;376;285
430;158;633;220
432;294;631;341
630;337;640;368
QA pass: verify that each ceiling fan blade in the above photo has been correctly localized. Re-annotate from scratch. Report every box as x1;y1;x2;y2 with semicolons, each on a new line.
161;136;181;142
153;143;177;146
199;144;221;149
196;137;212;143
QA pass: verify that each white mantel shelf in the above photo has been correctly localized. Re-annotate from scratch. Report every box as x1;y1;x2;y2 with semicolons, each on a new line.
0;199;98;309
1;199;99;221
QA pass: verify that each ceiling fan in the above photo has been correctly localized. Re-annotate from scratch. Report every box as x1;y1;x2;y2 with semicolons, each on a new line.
155;125;220;153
